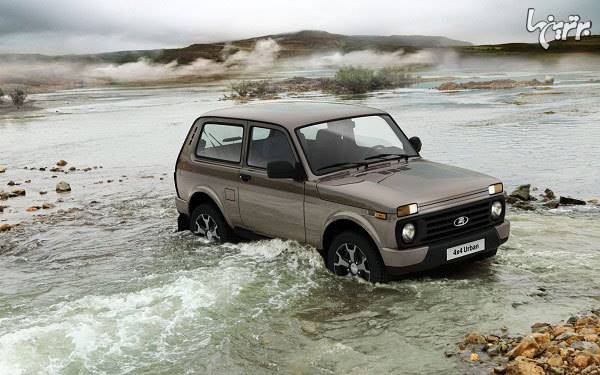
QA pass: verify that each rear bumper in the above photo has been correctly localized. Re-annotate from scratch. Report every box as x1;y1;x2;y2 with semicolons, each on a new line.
381;220;510;275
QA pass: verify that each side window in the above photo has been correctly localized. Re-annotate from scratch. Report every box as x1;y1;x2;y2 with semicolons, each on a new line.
247;127;296;169
196;123;244;163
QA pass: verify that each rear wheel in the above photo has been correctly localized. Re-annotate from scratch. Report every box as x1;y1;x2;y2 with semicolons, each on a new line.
190;203;235;243
326;231;387;283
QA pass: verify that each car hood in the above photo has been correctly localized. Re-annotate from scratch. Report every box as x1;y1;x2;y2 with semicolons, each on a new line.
316;159;500;212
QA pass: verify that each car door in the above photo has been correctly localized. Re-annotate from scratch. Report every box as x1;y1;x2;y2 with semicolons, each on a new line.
189;118;246;227
238;122;305;242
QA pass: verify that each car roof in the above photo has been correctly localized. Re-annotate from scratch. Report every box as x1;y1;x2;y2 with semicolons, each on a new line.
200;101;388;130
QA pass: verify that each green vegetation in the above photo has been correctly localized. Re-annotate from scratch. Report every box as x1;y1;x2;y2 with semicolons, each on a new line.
330;66;415;94
223;65;421;100
9;88;27;108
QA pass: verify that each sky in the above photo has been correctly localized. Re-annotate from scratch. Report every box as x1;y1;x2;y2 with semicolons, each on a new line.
0;0;597;55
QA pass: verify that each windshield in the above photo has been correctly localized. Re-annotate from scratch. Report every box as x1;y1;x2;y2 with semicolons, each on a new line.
297;115;418;175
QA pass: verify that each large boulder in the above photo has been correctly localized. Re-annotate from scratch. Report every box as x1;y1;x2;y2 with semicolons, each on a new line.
510;184;531;201
56;181;71;193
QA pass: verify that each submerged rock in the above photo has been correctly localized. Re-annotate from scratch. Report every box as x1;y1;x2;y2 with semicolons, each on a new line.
55;181;71;193
512;201;536;211
559;196;586;206
0;223;12;232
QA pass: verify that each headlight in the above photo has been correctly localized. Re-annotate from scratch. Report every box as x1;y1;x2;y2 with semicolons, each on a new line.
401;223;416;243
491;201;503;219
488;183;503;195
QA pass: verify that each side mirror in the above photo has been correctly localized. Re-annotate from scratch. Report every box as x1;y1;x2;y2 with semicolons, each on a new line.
409;136;422;153
267;161;304;180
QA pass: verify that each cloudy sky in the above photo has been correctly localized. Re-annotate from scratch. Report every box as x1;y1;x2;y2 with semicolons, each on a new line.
0;0;597;55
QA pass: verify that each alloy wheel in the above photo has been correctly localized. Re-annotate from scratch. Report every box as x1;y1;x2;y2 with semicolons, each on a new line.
333;243;371;281
194;214;220;242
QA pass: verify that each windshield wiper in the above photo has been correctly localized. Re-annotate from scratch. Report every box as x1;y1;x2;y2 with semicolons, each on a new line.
363;153;409;162
316;161;367;173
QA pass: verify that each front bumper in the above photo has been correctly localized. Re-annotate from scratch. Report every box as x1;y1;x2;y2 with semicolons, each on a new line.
380;220;510;276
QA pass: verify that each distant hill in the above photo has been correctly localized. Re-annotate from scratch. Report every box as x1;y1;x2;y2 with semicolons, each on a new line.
0;30;472;66
460;35;600;54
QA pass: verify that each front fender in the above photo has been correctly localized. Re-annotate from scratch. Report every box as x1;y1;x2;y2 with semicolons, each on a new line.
322;210;384;250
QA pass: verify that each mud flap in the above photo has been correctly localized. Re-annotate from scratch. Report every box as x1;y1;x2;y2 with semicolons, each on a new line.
177;214;189;232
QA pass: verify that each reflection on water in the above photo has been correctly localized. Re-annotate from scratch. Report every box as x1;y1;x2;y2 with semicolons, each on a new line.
1;60;600;373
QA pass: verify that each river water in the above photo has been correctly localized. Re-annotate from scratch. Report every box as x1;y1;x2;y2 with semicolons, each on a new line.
1;56;600;374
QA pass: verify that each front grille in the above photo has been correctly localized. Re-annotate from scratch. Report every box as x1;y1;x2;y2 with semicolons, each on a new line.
395;197;505;248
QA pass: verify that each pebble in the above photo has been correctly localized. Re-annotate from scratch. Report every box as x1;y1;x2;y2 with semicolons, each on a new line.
56;181;71;193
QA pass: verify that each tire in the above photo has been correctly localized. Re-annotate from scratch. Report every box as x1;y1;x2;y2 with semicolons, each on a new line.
189;203;235;243
326;231;388;283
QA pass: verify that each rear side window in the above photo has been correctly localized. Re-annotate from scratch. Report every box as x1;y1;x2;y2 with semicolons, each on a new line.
196;123;244;163
247;127;296;168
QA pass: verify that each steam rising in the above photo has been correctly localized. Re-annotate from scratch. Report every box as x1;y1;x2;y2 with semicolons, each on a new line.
0;38;435;86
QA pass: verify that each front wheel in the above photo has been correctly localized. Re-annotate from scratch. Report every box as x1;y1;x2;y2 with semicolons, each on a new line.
190;203;235;243
326;231;387;283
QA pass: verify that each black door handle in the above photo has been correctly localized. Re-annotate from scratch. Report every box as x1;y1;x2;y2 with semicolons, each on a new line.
240;173;251;182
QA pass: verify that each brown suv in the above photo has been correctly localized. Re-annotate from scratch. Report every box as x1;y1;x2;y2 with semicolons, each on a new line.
175;102;509;282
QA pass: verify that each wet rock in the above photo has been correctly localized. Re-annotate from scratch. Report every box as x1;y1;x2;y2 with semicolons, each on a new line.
508;336;540;359
531;322;552;334
543;200;559;209
0;205;6;213
559;196;586;206
49;167;61;172
0;192;9;200
513;201;536;211
26;206;40;212
573;353;592;368
469;352;480;362
493;365;507;374
56;160;67;166
466;331;488;345
55;181;71;193
547;354;563;367
0;223;12;232
24;179;31;183
69;166;76;171
39;167;46;171
588;198;599;205
543;188;556;200
510;184;531;201
506;358;545;375
7;180;16;186
571;341;600;354
42;203;55;210
11;189;25;197
0;165;6;173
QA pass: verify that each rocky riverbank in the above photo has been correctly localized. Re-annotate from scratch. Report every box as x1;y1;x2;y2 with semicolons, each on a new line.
438;77;554;91
457;310;600;375
504;184;597;212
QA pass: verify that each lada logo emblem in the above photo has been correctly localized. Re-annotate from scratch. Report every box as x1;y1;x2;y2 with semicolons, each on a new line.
454;216;469;227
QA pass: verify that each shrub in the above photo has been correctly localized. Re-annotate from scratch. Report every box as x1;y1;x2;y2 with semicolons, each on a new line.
9;88;27;108
230;80;274;98
332;67;376;94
